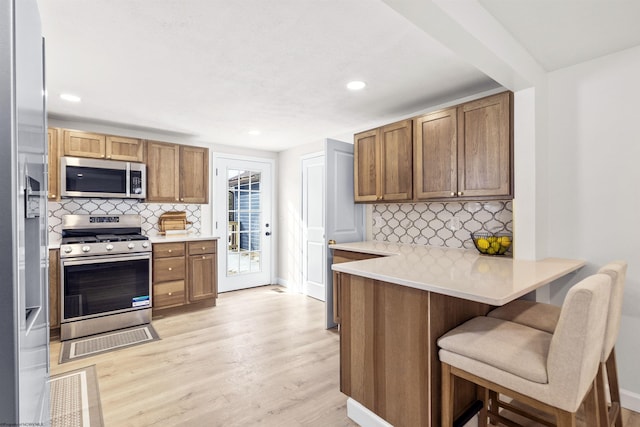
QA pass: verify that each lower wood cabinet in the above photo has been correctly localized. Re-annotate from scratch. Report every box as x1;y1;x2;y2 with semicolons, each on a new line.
152;240;218;312
336;270;491;427
49;249;60;330
187;240;217;301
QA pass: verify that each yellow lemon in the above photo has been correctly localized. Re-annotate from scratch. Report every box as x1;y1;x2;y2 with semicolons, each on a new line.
491;242;501;252
487;247;496;255
500;236;511;247
476;238;489;250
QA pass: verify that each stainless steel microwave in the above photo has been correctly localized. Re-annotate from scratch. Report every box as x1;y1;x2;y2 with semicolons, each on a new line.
60;157;146;199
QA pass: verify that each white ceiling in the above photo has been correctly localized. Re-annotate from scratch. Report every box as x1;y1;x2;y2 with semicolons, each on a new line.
36;0;640;152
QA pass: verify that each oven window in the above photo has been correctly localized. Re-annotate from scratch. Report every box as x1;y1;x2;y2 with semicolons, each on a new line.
65;165;127;194
63;258;150;319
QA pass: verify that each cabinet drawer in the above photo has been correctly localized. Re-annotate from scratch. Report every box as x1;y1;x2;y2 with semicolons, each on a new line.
153;257;185;282
187;240;216;255
153;242;186;258
153;280;185;308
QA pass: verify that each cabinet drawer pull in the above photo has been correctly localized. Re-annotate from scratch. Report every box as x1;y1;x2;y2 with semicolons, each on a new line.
168;292;172;296
202;246;206;250
168;249;172;253
202;256;206;259
168;267;173;271
450;192;455;196
457;191;463;196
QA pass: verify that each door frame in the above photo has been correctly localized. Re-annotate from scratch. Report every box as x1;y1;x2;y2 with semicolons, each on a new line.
212;153;276;289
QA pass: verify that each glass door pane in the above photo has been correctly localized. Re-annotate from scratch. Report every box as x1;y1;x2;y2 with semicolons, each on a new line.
227;169;262;276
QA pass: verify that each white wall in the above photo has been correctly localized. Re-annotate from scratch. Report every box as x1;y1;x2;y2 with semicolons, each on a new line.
545;45;640;407
276;141;325;290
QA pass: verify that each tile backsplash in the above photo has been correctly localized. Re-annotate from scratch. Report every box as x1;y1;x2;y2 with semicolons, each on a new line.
371;201;513;250
48;198;201;240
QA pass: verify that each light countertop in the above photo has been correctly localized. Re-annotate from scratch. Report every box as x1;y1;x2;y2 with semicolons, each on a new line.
147;233;219;243
330;241;585;306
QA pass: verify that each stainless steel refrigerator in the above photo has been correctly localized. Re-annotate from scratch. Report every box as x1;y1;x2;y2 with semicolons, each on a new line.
0;0;49;423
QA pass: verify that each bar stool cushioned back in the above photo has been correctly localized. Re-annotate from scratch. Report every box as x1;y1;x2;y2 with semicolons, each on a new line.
438;273;611;425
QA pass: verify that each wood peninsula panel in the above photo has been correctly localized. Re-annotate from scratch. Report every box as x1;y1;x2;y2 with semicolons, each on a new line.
106;135;144;162
331;250;382;324
338;272;491;427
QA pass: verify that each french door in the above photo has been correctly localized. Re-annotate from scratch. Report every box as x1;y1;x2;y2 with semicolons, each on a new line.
215;156;273;292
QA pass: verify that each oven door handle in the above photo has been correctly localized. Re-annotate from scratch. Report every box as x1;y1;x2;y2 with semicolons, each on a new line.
61;253;151;266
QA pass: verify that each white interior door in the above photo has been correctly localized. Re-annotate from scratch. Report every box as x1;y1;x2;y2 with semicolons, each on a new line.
302;153;325;301
325;139;364;328
215;156;273;292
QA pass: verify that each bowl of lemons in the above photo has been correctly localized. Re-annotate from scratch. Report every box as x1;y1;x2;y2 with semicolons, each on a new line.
471;231;512;256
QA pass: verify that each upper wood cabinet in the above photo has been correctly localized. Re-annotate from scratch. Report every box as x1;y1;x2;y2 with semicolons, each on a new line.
180;145;209;204
354;119;413;202
47;128;60;200
456;92;512;199
62;130;144;162
146;141;209;204
356;91;513;203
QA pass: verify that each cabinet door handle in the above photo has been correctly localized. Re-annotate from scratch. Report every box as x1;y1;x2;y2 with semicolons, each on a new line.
168;292;173;296
202;247;206;250
202;256;206;259
450;192;455;196
457;191;463;196
168;249;172;253
168;267;173;271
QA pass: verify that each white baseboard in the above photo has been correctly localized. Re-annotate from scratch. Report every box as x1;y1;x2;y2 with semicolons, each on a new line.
275;277;289;287
346;399;392;427
621;388;640;413
346;398;478;427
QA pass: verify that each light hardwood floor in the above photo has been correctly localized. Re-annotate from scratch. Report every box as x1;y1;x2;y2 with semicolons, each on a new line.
50;285;640;427
50;286;357;427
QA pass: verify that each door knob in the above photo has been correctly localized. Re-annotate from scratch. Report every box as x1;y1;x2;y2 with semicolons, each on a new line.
265;232;271;236
328;240;336;245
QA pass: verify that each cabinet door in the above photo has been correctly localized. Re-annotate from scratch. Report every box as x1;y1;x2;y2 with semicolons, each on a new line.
106;135;144;162
63;130;106;158
353;129;379;202
146;140;180;202
457;92;512;198
180;145;209;204
47;128;60;200
379;120;412;201
49;249;60;329
188;254;217;301
414;108;458;199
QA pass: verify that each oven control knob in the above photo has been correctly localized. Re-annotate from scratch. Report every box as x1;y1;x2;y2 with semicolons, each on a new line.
63;246;72;254
128;243;135;249
106;244;114;251
142;241;150;248
82;246;91;253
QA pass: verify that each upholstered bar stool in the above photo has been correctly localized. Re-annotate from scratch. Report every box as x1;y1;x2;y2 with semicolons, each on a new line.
488;261;627;427
438;273;612;427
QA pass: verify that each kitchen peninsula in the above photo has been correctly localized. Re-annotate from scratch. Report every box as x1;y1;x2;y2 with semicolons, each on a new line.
330;241;585;427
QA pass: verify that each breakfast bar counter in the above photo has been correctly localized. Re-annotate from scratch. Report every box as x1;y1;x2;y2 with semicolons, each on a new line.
329;241;585;427
330;241;585;305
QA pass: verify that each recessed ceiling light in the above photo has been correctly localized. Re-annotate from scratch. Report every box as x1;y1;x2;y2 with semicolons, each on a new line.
60;93;81;102
248;130;261;136
347;81;366;91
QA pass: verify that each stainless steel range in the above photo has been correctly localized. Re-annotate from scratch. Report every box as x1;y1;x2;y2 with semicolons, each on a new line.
60;214;152;341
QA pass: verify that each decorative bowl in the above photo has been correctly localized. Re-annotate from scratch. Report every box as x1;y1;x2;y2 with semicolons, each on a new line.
471;231;512;256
